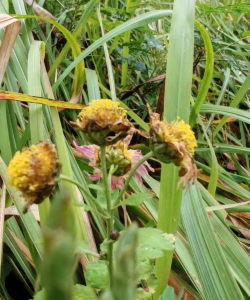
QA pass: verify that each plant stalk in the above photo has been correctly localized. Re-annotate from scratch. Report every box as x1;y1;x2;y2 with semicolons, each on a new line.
113;151;154;207
59;174;109;218
154;0;195;298
100;145;114;285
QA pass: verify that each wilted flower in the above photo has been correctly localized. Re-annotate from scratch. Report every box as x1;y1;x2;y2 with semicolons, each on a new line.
70;99;133;146
7;141;61;213
149;111;198;189
73;136;153;190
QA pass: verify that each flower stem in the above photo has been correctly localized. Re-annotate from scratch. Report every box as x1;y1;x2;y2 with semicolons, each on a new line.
100;145;114;285
113;151;154;207
59;174;109;218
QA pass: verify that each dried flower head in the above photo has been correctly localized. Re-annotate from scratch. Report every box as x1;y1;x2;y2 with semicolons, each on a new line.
71;99;133;146
7;141;61;213
73;135;153;190
149;111;198;189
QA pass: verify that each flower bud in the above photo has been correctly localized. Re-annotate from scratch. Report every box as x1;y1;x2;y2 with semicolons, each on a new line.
105;144;131;176
109;230;120;241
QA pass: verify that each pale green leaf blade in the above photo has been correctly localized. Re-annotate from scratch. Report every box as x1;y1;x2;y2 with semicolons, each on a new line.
201;104;250;124
181;183;244;300
213;72;250;137
116;192;154;207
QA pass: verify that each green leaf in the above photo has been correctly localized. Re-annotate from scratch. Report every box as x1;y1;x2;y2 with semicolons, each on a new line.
4;229;36;286
136;259;153;281
76;240;99;258
201;104;250;125
88;184;104;192
73;202;95;212
213;71;250;137
0;157;43;261
158;286;175;300
40;191;77;300
155;0;195;297
115;192;154;208
32;288;46;300
189;20;214;127
206;200;250;212
242;31;250;37
111;223;138;300
72;285;98;300
32;285;98;300
137;228;175;261
85;260;110;289
181;183;244;300
175;235;202;293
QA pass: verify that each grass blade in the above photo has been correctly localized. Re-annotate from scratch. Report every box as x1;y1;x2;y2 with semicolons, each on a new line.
154;1;195;298
189;20;214;127
181;183;244;300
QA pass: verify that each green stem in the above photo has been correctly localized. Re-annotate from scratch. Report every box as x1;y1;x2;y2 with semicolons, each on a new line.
100;145;114;285
121;0;132;85
113;151;154;207
59;174;109;218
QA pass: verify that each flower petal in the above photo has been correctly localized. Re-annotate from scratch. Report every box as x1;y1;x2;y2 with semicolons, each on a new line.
111;176;124;190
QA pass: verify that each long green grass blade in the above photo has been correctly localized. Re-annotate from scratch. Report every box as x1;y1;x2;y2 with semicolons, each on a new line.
4;229;36;286
28;40;50;223
213;72;250;137
201;104;250;124
154;1;195;298
181;183;244;300
189;20;214;127
86;69;101;101
0;101;13;163
198;117;218;196
0;157;42;262
28;41;44;143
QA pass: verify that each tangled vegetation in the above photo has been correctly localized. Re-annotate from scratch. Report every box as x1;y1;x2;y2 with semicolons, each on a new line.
0;0;250;299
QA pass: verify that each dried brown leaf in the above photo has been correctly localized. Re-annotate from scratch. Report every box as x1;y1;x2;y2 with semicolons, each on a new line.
0;14;21;84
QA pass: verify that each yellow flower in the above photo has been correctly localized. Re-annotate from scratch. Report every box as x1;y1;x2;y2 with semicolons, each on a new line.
149;111;198;189
70;99;133;146
150;115;197;155
7;141;61;213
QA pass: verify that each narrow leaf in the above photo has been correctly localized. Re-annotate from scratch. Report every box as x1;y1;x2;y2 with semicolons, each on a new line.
181;183;244;300
0;91;86;109
189;20;214;127
115;193;154;207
